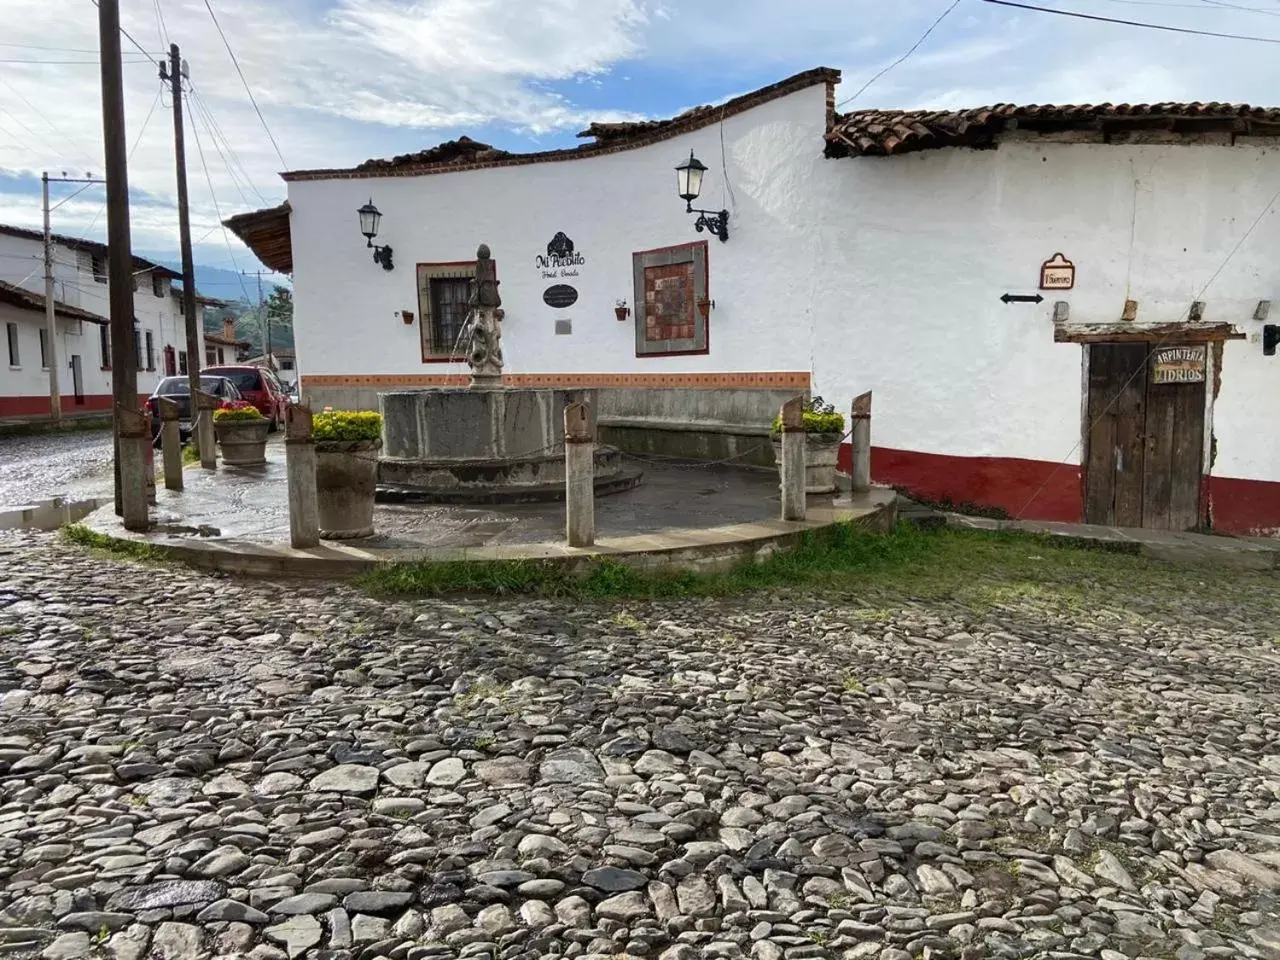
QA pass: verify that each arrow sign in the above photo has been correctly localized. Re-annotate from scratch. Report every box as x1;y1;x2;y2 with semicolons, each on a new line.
1001;293;1045;304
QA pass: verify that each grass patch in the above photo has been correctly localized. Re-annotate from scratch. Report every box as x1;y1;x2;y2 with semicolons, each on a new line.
61;524;160;562
360;521;1175;602
182;442;202;466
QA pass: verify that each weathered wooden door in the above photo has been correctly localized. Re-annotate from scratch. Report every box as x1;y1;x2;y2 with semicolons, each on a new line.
1083;343;1206;530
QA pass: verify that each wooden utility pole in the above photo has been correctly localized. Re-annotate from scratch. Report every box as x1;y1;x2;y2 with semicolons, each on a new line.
99;0;147;528
162;44;202;402
41;172;60;425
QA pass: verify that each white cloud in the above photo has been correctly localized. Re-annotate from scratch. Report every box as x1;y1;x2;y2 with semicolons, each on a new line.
1;0;1279;263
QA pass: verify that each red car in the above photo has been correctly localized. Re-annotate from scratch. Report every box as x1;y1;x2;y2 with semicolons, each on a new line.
203;365;289;430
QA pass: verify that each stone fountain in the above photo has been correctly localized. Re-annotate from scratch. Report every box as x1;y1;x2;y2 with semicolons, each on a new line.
376;244;638;503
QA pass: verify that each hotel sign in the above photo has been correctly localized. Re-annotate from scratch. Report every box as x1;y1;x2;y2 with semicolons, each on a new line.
1039;253;1075;290
1151;345;1206;384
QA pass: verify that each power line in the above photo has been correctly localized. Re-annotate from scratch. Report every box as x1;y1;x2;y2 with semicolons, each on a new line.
188;109;253;303
0;57;152;64
836;0;963;109
86;0;162;65
0;42;147;53
201;0;288;169
982;0;1280;41
0;75;99;169
188;87;270;205
1199;0;1280;17
83;83;166;239
153;0;171;49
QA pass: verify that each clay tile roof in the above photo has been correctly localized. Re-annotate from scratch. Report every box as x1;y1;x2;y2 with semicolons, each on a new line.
0;279;109;325
223;202;292;275
827;102;1280;157
281;67;841;182
354;135;514;172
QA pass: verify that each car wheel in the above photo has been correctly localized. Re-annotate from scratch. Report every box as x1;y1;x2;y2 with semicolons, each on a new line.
268;412;279;433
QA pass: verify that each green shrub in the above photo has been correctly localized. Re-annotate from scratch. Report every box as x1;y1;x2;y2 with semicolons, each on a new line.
213;401;264;422
314;410;383;442
771;395;845;435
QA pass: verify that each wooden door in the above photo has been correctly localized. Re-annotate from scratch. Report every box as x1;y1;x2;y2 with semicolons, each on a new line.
1083;343;1206;530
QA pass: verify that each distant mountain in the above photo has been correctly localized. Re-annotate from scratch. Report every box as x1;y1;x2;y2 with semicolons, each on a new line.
135;251;289;305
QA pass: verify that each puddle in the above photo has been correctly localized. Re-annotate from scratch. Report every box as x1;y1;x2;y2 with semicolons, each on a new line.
0;496;104;531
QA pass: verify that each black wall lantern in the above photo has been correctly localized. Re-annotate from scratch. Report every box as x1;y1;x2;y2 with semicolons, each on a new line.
675;150;729;242
357;199;394;270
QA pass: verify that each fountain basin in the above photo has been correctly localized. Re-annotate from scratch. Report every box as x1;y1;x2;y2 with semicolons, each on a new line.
376;388;639;503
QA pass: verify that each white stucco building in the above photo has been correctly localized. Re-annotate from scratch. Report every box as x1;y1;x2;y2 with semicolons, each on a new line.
0;225;243;423
226;68;1280;535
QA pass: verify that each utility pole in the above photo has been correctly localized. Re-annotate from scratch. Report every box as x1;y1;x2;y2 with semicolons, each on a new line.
42;172;105;427
99;0;147;529
161;45;202;408
41;173;60;425
257;270;271;369
161;44;213;469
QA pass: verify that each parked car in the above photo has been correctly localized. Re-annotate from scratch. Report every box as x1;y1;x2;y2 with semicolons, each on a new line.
203;365;289;430
146;375;244;444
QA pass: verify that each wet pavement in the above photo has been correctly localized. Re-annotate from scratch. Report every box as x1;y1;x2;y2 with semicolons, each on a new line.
142;450;793;549
0;429;115;508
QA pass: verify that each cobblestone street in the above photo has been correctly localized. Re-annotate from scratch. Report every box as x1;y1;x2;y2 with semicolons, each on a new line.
1;530;1278;960
0;431;114;508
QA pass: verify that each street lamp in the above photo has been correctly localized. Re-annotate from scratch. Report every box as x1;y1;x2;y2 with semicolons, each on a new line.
357;199;394;270
674;150;729;242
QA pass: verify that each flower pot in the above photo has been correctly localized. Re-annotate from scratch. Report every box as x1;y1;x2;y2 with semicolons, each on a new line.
614;306;629;322
214;418;269;466
316;439;382;539
771;431;843;494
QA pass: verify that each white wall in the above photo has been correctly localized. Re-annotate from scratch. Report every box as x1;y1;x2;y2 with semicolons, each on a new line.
286;86;1280;488
0;231;189;397
289;85;831;380
812;141;1280;485
0;304;112;408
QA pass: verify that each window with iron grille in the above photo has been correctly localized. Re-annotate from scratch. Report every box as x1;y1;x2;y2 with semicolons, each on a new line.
5;323;18;367
145;330;155;371
39;328;48;369
152;274;167;298
98;323;110;369
133;322;142;369
91;253;107;283
416;261;483;361
178;350;188;375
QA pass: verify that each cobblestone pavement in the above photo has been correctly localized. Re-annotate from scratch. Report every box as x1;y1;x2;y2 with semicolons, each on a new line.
0;431;114;508
1;531;1278;960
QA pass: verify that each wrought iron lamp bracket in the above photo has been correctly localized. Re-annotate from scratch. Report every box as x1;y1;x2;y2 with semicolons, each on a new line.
367;239;394;271
686;202;730;242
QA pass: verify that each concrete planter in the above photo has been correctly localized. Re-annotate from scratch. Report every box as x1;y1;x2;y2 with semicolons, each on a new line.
214;418;269;466
771;431;843;494
316;439;382;539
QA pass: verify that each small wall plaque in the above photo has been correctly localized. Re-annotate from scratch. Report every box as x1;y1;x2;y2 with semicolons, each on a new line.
554;319;572;336
1151;345;1206;384
1039;253;1075;291
543;284;578;308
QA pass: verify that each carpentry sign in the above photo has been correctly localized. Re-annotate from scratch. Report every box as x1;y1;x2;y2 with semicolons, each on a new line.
1039;253;1075;290
1151;345;1207;384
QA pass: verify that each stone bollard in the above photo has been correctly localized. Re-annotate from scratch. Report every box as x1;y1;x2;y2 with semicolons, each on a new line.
115;404;150;532
779;395;806;522
285;403;319;549
195;389;218;471
564;400;595;548
851;390;873;494
156;397;183;492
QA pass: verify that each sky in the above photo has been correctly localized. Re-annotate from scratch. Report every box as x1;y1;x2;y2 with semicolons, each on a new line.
2;0;1280;280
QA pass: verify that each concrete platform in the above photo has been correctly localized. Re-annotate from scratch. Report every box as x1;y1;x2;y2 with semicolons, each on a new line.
78;455;898;578
947;513;1280;571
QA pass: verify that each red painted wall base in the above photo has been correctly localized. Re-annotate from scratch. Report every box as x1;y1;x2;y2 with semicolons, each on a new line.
839;443;1280;536
0;394;147;418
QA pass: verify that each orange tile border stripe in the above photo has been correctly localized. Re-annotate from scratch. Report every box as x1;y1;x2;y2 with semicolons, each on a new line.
301;372;811;390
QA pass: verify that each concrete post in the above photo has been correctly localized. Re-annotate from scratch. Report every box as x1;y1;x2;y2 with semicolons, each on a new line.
195;389;218;471
157;397;183;492
779;395;806;522
851;390;873;494
564;400;595;548
115;404;150;532
285;403;320;549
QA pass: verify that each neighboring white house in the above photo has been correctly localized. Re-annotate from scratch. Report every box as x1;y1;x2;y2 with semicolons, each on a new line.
225;68;1280;535
0;225;244;421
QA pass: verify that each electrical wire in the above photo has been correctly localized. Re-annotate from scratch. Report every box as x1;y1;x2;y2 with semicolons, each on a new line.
0;104;79;168
153;0;171;50
188;87;270;205
188;110;253;304
1199;0;1280;17
982;0;1280;41
202;0;288;169
86;0;162;66
0;57;152;64
0;75;99;170
49;182;99;212
83;84;165;239
836;0;963;109
189;97;255;207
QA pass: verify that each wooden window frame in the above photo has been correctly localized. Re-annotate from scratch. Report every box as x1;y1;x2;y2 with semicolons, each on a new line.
5;322;19;368
416;260;483;363
38;328;48;370
632;240;710;358
99;323;111;370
